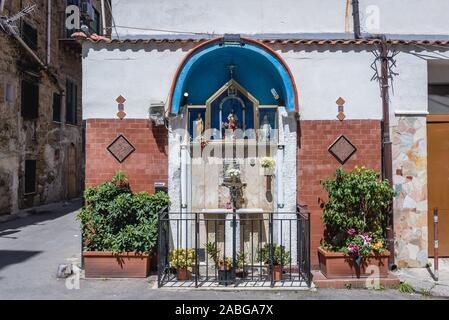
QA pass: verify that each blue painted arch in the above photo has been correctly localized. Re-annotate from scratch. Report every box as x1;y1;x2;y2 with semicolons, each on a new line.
169;38;298;113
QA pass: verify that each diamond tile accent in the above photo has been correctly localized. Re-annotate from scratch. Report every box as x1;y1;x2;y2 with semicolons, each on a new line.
328;135;357;164
107;135;135;163
336;97;346;105
116;95;126;104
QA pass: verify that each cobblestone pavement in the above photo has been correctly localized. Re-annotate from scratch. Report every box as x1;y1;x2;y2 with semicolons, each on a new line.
0;201;446;300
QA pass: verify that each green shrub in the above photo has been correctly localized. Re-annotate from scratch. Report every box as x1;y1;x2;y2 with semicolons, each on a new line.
256;243;291;266
320;167;394;259
78;171;170;254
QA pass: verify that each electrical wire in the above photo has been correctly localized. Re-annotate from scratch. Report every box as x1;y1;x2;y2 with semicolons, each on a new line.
105;25;217;37
105;0;119;40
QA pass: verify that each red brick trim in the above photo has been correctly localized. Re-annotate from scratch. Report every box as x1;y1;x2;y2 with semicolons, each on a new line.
85;119;168;193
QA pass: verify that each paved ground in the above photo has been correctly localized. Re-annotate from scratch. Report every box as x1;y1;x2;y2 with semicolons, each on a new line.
0;200;447;300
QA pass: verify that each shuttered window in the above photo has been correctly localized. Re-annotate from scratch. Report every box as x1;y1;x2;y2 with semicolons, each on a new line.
66;80;78;125
22;22;38;51
21;79;39;119
52;93;62;122
24;160;37;194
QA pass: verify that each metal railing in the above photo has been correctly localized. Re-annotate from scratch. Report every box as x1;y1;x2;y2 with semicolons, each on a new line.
157;206;311;288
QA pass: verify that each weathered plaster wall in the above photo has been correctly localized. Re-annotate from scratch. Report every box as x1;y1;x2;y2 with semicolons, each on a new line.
0;0;85;214
111;0;449;38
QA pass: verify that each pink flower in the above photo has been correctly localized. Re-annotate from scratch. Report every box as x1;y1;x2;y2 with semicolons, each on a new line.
360;233;372;245
347;228;357;236
348;244;360;254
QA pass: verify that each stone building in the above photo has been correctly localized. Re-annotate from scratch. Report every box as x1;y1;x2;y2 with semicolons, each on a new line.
0;0;111;215
79;0;449;272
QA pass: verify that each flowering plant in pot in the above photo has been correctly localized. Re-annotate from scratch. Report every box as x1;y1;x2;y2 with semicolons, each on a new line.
225;168;241;183
319;167;395;278
260;157;276;176
256;244;291;281
169;248;196;280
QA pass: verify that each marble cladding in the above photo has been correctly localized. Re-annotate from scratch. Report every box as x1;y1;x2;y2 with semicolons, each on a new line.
392;116;428;268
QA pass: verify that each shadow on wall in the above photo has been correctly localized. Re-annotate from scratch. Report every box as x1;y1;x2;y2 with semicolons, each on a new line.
151;124;168;155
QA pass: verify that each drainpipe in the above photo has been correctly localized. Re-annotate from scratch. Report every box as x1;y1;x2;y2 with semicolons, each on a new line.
351;0;395;269
100;0;107;36
351;0;362;39
47;0;51;65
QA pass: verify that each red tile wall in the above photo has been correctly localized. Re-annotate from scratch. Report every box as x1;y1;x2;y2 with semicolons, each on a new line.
297;120;382;268
85;119;168;194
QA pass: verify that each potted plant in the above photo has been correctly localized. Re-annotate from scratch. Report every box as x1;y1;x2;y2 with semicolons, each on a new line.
319;167;395;279
78;171;170;278
256;243;291;281
169;248;196;280
206;242;247;284
260;157;276;176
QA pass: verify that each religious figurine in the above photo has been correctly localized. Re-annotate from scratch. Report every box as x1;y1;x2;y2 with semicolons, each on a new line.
259;115;272;142
224;109;239;132
194;113;203;140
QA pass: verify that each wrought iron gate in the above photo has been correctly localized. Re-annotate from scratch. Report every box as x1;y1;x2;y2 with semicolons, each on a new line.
157;206;311;288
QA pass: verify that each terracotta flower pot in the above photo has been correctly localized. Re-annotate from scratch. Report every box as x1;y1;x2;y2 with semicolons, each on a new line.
176;267;191;280
83;251;150;278
272;265;283;281
318;247;390;279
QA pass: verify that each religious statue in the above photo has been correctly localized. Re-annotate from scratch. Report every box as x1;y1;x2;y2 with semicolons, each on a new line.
194;113;203;140
259;115;272;142
224;109;239;132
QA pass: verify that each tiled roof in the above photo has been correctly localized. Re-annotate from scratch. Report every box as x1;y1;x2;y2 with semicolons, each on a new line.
72;33;449;47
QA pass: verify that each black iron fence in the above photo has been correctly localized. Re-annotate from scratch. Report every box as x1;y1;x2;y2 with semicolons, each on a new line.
157;206;311;288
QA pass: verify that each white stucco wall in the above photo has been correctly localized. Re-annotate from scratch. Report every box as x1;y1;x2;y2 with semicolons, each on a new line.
83;42;443;121
111;0;449;38
82;42;403;121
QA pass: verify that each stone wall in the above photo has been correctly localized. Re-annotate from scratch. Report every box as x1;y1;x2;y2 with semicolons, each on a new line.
0;0;110;214
391;116;428;268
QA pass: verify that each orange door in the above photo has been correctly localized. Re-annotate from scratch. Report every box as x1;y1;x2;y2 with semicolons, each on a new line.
427;115;449;257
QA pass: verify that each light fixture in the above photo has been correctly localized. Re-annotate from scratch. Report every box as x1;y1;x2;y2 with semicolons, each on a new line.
180;92;189;107
149;101;165;126
271;88;280;101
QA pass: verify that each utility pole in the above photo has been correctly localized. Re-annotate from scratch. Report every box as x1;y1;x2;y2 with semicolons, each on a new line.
351;0;395;269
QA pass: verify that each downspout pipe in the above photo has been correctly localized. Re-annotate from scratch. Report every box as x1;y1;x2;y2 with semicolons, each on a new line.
100;0;107;36
351;0;395;269
47;0;51;65
351;0;362;39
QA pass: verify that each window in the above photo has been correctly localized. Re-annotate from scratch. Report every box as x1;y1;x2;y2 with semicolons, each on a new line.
21;79;39;119
428;84;449;114
92;7;101;35
22;22;38;51
24;160;37;194
66;79;78;125
52;93;62;122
